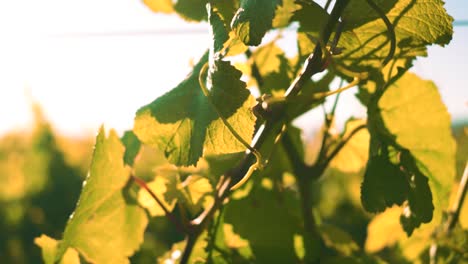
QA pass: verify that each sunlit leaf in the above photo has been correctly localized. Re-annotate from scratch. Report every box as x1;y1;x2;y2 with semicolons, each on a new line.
35;235;80;264
365;206;404;253
137;170;178;217
143;0;174;14
134;53;256;166
366;72;456;234
329;119;370;173
55;128;148;264
209;2;248;57
143;0;208;21
138;167;213;217
248;42;293;95
375;73;456;208
231;0;281;46
272;0;300;28
337;0;453;70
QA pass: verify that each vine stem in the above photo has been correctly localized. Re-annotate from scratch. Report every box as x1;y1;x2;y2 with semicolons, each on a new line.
447;162;468;230
180;232;199;264
430;162;468;264
179;0;350;261
282;131;322;262
130;175;187;234
282;122;367;262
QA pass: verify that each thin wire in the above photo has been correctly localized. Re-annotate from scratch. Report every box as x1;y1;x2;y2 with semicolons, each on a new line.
50;20;468;38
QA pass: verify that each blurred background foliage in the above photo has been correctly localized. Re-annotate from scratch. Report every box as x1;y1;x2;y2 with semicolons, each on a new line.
0;104;466;263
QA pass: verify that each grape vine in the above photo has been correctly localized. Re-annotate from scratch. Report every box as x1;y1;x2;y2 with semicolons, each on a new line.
35;0;467;263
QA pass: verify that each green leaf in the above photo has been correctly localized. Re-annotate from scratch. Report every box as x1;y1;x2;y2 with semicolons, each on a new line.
320;224;360;256
224;186;301;263
373;72;456;208
337;0;453;70
231;0;281;46
56;128;148;264
211;0;239;24
143;0;174;14
35;235;80;264
248;42;293;95
204;59;257;156
121;130;141;166
272;0;300;28
138;164;214;217
341;0;398;29
400;153;434;235
361;153;409;213
296;32;315;64
208;4;230;53
204;152;245;180
137;167;178;217
174;0;208;21
134;53;256;166
143;0;209;21
365;206;404;253
209;1;248;57
366;72;456;233
292;1;330;34
329;119;370;174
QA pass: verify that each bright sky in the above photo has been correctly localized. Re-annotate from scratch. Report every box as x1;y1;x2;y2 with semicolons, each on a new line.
0;0;467;137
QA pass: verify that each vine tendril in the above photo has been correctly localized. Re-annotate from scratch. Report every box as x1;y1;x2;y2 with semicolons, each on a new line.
366;0;396;68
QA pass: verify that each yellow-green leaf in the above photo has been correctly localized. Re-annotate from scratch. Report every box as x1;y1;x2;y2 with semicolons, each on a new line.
35;235;80;264
56;128;148;264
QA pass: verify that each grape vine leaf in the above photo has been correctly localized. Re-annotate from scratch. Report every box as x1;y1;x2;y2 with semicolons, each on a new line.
121;130;141;166
211;0;239;24
341;0;398;28
143;0;208;21
361;153;409;213
35;235;80;264
51;128;148;264
231;0;281;46
320;224;360;256
292;1;330;35
173;0;208;21
365;183;468;259
365;206;404;253
143;0;174;14
248;42;293;95
272;0;300;28
366;72;456;234
137;168;178;217
400;154;434;235
336;0;453;70
208;5;230;53
208;2;248;57
329;119;370;174
204;59;257;157
224;185;301;263
134;53;256;166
